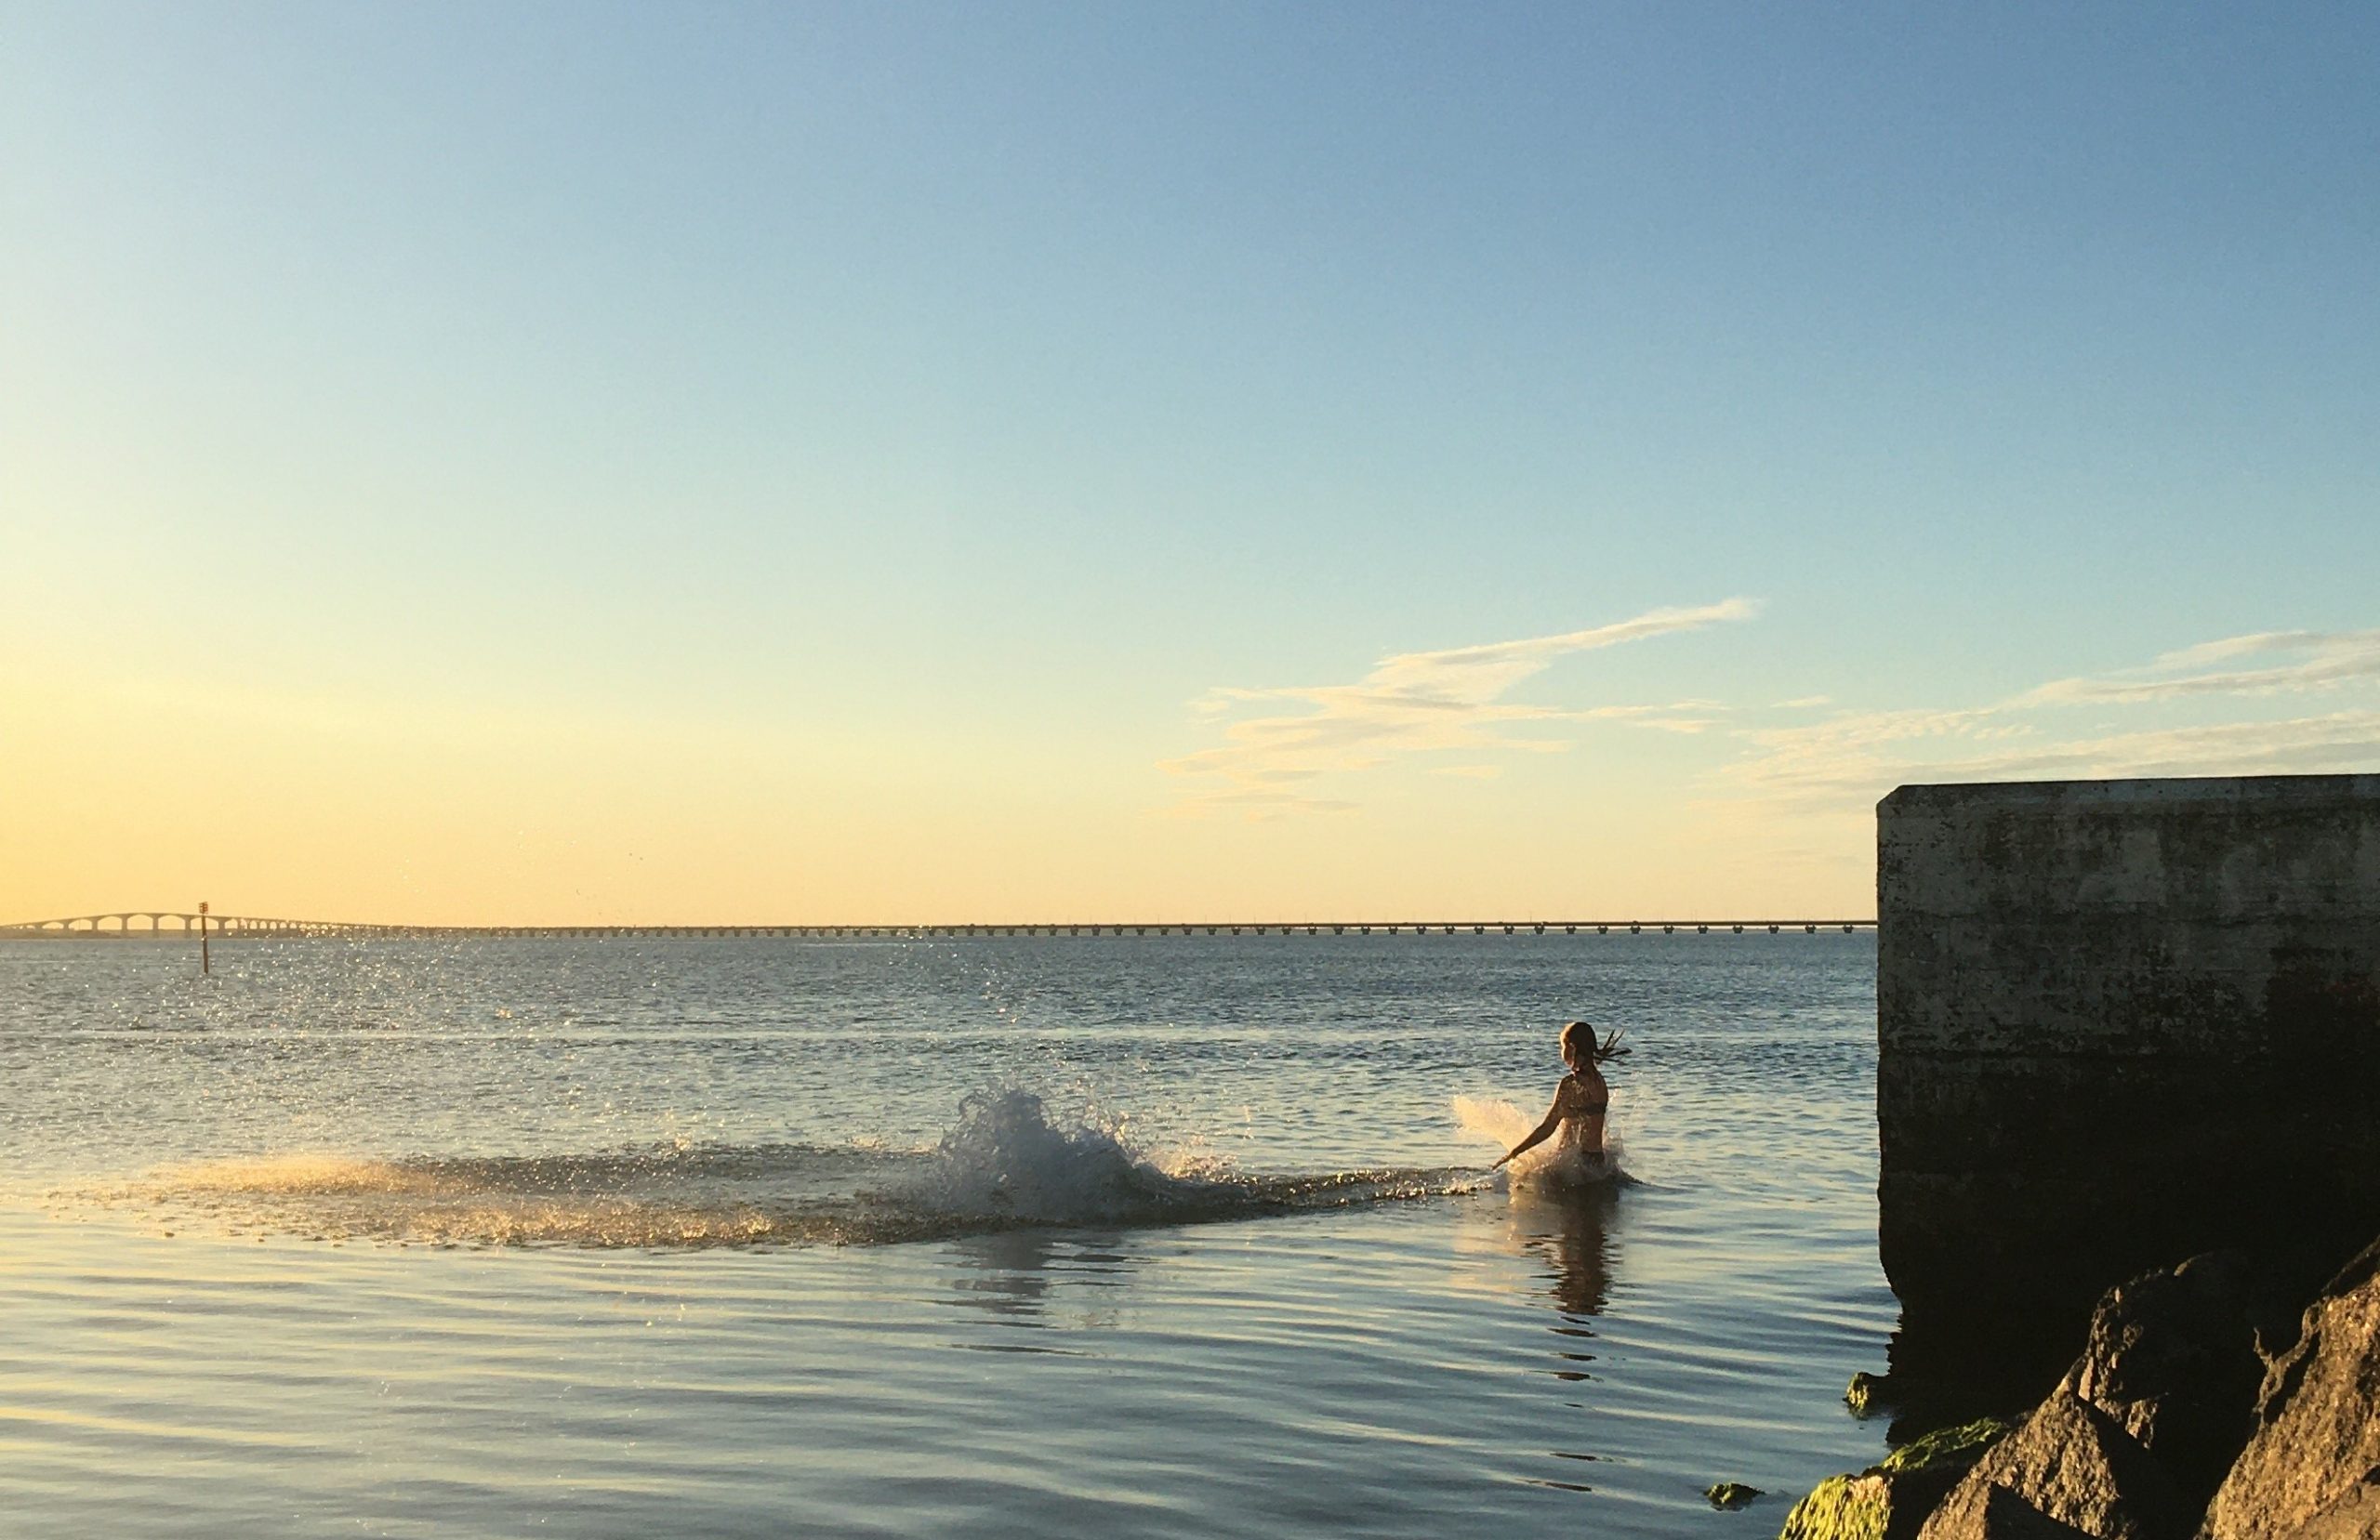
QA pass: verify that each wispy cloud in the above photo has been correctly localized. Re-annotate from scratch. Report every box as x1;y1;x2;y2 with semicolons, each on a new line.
1169;613;2380;828
1731;710;2380;804
2019;627;2380;705
1726;625;2380;810
1165;599;1756;816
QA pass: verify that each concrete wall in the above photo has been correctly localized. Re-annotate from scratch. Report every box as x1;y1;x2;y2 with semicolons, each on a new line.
1876;774;2380;1371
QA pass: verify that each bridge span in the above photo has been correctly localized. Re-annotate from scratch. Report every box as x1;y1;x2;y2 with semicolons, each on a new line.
3;912;1874;940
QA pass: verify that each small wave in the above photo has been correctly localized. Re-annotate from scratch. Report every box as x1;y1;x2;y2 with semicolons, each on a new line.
108;1145;905;1248
94;1092;1488;1250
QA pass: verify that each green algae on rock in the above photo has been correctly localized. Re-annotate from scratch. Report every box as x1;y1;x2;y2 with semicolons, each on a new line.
1878;1420;2015;1476
1778;1472;1891;1540
1778;1419;2014;1540
1708;1482;1765;1509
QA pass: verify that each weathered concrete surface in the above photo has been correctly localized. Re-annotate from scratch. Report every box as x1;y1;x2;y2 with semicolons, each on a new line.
1877;776;2380;1378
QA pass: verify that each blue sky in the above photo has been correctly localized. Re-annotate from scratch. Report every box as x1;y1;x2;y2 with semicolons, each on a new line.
5;4;2377;921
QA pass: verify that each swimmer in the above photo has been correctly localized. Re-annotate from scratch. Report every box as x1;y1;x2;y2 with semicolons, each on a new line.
1491;1020;1628;1174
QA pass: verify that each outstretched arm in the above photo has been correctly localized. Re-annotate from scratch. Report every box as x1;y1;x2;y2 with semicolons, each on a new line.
1492;1085;1572;1169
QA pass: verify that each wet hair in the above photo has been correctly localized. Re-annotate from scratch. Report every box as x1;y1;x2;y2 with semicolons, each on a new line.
1561;1020;1629;1066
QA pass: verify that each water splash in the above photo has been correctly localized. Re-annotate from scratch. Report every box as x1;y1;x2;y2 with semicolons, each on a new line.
88;1092;1488;1250
1452;1094;1629;1190
896;1089;1228;1224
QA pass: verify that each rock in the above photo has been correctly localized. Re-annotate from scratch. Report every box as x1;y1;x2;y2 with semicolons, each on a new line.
1779;1473;1895;1540
2056;1251;2284;1508
2202;1239;2380;1540
1848;1372;1890;1417
1708;1481;1765;1508
2277;1470;2380;1540
1915;1392;2188;1540
1968;1484;2109;1539
1778;1420;2013;1540
1886;1422;2024;1480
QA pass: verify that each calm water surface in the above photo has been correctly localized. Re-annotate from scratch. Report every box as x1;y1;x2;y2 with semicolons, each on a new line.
0;935;1894;1536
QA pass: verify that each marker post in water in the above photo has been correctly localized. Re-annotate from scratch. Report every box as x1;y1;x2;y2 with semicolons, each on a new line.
199;902;209;976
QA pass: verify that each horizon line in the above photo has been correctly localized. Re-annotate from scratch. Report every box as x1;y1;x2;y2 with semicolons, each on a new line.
4;912;1879;937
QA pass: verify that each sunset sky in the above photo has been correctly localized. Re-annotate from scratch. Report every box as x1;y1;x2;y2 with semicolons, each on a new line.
6;5;2378;924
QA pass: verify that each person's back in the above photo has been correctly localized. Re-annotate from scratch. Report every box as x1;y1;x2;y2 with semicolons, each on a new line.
1559;1063;1608;1157
1493;1020;1626;1178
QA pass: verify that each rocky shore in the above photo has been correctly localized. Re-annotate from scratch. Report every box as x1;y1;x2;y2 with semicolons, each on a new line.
1776;1236;2380;1539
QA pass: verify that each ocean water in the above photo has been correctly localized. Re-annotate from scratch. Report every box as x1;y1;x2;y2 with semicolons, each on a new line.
0;934;1894;1537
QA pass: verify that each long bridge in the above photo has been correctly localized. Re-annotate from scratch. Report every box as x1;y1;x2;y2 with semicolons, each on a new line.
2;911;1875;940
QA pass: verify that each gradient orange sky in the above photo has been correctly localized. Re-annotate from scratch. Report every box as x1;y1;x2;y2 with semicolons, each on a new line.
7;8;2377;925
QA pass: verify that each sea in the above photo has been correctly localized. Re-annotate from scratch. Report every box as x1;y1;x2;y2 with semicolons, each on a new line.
0;932;1896;1538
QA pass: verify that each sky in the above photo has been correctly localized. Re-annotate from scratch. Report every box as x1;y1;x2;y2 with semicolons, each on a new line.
5;3;2378;925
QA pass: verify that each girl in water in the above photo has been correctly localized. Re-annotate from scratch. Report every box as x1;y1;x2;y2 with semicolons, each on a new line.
1492;1020;1627;1180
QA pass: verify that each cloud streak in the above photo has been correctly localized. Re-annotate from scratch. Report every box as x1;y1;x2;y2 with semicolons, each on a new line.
2020;628;2380;705
1732;710;2380;803
1165;599;1756;816
1726;625;2380;810
1168;612;2380;829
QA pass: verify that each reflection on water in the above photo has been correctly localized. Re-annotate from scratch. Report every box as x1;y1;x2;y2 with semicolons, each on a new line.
1512;1186;1619;1323
949;1228;1064;1319
944;1230;1137;1344
1504;1187;1623;1492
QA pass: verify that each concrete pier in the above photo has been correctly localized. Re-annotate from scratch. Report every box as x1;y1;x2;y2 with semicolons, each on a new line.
1876;774;2380;1378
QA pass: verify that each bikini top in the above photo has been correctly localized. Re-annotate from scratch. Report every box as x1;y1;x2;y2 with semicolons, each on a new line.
1565;1073;1609;1118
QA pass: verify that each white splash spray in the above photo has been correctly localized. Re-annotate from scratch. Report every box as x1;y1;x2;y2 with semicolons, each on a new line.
1452;1094;1626;1188
899;1089;1229;1225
